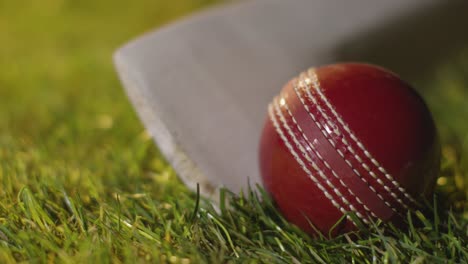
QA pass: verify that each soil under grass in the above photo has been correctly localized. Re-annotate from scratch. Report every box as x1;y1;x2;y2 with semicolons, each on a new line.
0;1;466;263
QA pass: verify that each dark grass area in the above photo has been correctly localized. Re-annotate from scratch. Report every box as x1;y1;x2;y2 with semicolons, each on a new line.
0;1;467;263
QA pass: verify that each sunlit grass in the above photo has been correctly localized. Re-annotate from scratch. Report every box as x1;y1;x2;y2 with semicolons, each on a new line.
0;0;466;263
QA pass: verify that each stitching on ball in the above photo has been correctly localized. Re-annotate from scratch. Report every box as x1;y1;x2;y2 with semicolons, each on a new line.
267;101;355;223
273;97;370;224
307;68;418;206
281;91;378;221
301;71;407;211
306;68;418;206
295;74;401;214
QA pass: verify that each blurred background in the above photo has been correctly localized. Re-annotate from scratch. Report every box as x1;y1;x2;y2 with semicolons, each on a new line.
0;0;218;192
0;0;218;144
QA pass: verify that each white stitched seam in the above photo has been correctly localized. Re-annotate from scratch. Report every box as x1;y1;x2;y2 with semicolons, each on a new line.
273;98;368;224
295;76;400;213
306;68;418;206
281;91;378;221
267;102;355;224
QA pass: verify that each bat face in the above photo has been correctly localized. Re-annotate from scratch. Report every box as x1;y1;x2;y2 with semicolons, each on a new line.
114;0;439;200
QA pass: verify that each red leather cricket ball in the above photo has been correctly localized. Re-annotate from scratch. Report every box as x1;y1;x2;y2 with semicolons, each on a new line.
259;63;440;237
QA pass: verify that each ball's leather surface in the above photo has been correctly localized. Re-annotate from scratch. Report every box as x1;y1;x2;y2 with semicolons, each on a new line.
259;63;440;236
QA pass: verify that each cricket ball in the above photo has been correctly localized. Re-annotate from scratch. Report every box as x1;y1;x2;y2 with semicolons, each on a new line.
259;63;440;237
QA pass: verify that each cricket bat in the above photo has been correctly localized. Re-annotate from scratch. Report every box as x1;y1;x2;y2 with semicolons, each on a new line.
114;0;455;200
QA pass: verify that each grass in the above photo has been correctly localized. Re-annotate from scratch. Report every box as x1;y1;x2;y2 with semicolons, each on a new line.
0;0;466;263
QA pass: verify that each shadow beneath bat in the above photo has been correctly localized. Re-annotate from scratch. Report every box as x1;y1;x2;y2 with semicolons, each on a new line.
333;1;468;86
333;1;468;222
